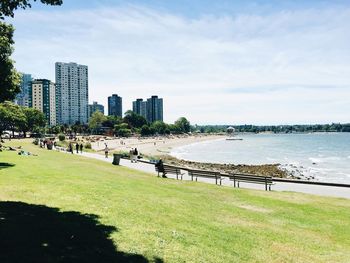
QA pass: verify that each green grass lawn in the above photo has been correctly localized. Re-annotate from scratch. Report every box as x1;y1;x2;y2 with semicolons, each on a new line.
1;139;350;262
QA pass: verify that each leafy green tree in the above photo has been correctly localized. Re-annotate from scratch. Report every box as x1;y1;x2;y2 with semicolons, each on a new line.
0;22;21;102
88;111;106;134
0;0;63;102
123;110;147;129
114;123;131;137
174;117;191;133
19;107;46;137
102;115;123;128
0;0;63;19
140;124;152;136
0;101;25;137
151;121;167;134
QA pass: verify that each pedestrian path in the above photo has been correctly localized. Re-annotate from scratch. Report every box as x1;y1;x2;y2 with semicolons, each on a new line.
75;151;350;199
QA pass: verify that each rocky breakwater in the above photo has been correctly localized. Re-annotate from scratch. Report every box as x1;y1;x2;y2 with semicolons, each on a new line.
161;155;291;178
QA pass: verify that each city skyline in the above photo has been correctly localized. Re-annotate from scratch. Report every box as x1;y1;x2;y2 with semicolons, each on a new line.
7;0;350;125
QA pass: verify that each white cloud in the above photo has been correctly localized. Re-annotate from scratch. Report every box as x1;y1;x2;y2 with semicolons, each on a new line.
10;5;350;124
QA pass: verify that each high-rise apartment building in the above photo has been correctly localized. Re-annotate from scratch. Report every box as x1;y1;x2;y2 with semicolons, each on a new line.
132;98;147;119
29;79;56;126
147;95;163;122
55;62;88;124
88;101;105;118
108;94;122;117
132;96;163;122
15;73;32;107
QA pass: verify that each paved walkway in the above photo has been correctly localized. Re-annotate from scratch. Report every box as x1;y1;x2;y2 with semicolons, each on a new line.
69;151;350;199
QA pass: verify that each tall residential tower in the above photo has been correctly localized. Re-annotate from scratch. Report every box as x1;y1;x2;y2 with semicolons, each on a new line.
29;79;56;126
55;62;89;124
108;94;123;117
15;73;32;107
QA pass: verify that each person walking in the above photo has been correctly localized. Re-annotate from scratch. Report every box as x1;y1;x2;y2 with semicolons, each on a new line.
133;148;138;163
104;145;109;158
79;143;83;154
69;142;73;154
75;143;79;154
129;148;134;163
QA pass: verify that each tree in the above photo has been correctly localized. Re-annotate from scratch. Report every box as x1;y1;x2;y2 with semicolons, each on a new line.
123;110;147;129
140;124;152;136
19;107;46;137
114;123;131;137
0;22;21;102
174;117;191;133
0;0;63;19
88;111;107;134
0;101;25;137
151;121;167;135
0;0;63;102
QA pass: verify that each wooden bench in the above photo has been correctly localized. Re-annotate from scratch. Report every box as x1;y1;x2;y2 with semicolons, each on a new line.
187;169;223;185
155;164;184;180
229;173;274;191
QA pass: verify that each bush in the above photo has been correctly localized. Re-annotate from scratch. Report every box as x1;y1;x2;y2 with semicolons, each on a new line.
58;134;65;141
84;142;92;149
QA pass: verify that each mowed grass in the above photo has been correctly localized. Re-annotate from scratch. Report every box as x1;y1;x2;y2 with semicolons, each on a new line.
1;140;350;262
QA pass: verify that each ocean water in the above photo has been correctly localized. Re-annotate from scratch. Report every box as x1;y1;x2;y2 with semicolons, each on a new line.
171;133;350;183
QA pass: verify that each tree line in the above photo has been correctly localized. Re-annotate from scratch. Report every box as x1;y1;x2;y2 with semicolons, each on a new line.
195;124;350;133
89;110;191;137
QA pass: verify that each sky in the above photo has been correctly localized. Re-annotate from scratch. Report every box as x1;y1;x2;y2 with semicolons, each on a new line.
7;0;350;125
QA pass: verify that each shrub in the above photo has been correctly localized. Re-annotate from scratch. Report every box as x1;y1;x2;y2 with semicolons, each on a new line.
58;134;65;141
84;142;92;149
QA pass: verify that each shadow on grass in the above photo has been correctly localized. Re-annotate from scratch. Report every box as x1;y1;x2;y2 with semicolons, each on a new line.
0;162;15;170
0;201;163;263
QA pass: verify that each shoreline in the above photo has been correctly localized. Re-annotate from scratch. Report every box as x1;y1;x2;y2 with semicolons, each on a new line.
89;134;314;180
90;134;226;156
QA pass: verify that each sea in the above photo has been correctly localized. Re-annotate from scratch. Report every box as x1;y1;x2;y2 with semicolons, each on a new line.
171;133;350;184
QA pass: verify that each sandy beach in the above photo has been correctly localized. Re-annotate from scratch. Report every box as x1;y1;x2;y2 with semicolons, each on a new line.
91;134;225;156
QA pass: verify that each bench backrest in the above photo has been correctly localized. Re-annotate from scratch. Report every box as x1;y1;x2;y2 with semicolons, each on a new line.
230;173;273;183
188;169;221;178
155;164;181;174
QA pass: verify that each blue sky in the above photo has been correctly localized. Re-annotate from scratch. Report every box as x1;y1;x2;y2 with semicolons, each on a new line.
8;0;350;124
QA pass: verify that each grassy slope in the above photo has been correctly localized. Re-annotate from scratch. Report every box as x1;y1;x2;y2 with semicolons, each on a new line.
1;139;350;262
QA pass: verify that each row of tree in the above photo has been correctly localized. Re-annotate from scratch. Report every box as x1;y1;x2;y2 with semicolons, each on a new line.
195;123;350;133
89;110;192;137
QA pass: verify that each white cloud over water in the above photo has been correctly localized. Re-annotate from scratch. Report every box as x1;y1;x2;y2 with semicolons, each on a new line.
10;4;350;124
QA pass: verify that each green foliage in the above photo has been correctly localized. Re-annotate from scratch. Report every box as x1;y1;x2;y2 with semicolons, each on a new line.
123;110;147;129
175;117;191;133
88;111;107;132
140;125;152;136
150;121;167;134
84;142;92;149
102;115;123;128
19;107;46;136
0;101;25;135
58;134;65;141
114;123;131;137
0;22;20;102
0;0;63;19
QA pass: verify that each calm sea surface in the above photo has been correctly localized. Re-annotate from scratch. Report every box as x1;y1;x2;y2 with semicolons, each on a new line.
171;133;350;183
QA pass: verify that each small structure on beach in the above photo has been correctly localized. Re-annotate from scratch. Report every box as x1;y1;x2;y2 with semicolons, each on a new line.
226;126;243;141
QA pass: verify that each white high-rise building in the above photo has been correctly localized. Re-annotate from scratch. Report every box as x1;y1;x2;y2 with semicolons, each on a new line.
55;62;88;124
